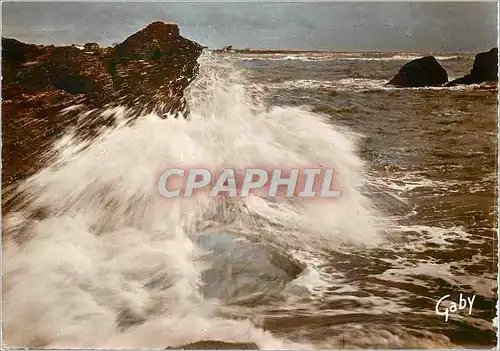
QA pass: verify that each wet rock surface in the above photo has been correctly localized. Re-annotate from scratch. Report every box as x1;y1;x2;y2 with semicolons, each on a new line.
166;340;259;349
197;233;304;303
446;48;498;86
2;22;203;197
387;55;448;87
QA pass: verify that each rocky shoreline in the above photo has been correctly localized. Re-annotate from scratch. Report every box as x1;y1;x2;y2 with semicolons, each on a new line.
3;21;498;209
2;22;203;197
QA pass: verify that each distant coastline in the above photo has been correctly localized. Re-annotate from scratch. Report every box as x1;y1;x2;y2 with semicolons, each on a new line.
210;48;476;55
1;35;479;56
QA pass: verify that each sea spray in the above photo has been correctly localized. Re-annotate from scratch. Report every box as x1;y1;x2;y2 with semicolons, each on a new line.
3;52;386;348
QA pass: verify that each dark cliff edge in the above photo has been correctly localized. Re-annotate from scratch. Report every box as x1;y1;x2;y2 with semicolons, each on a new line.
2;22;203;202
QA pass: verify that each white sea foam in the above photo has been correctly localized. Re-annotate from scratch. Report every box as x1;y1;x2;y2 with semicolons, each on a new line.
238;53;462;62
3;53;386;348
262;78;486;92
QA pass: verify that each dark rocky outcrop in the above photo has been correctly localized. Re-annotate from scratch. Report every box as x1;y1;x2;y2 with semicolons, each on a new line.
446;48;498;86
2;22;203;195
166;341;259;349
387;56;448;87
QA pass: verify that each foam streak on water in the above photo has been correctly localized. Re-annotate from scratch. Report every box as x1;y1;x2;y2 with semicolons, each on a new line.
3;54;385;348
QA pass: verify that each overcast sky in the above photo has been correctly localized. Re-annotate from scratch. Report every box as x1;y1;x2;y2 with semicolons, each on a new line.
2;2;498;52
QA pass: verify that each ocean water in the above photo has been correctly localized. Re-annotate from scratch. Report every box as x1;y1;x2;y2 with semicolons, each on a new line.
2;51;498;349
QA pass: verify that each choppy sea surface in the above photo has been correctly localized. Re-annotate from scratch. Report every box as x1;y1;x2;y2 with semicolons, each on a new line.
3;51;498;349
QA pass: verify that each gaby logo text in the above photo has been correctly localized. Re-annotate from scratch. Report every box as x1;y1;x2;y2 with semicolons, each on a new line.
435;293;476;322
157;167;342;199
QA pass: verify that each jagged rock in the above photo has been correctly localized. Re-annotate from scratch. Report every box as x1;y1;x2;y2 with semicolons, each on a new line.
166;341;259;349
446;48;498;86
2;22;203;197
387;56;448;87
114;22;181;60
110;22;202;113
2;38;41;67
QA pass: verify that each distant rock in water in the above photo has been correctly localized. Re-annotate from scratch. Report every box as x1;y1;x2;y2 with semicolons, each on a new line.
446;48;498;86
387;56;448;87
213;45;234;53
2;22;203;199
166;341;259;349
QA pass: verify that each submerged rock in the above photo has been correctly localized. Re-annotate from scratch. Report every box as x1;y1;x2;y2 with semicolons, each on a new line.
446;48;498;86
196;233;304;303
387;56;448;87
166;341;259;349
2;22;203;195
